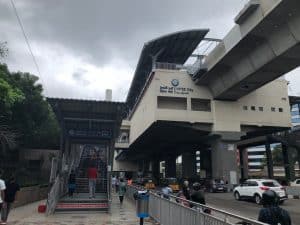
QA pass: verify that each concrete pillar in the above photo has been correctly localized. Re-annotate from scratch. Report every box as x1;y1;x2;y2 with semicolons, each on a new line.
200;149;212;178
211;139;239;187
151;160;160;182
182;152;196;179
165;155;176;178
239;148;249;181
265;138;274;179
282;144;291;181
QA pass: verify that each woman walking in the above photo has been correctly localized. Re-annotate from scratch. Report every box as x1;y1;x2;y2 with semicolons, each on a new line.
118;178;126;205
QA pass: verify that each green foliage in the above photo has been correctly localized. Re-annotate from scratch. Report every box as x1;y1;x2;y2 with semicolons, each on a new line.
0;42;8;59
0;63;60;150
263;144;299;166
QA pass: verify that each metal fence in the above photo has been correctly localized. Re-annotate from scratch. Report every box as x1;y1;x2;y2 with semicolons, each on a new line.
286;186;300;196
126;185;267;225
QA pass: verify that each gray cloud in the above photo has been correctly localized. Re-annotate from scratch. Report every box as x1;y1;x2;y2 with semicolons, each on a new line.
9;0;299;101
72;68;90;86
0;0;247;66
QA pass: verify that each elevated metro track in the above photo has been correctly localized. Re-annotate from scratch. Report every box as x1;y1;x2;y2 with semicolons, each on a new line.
196;0;300;100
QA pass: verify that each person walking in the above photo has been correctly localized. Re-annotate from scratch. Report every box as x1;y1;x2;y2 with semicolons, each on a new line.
87;163;98;199
118;178;126;205
111;176;117;193
182;180;191;200
258;190;291;225
115;177;119;193
161;181;172;200
1;175;20;225
68;170;76;197
191;182;210;213
0;170;6;225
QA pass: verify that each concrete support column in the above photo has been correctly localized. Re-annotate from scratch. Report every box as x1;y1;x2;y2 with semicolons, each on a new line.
151;160;160;182
200;150;212;178
165;155;176;178
211;139;239;187
239;148;249;181
265;138;274;179
143;160;150;175
182;152;196;179
282;144;291;181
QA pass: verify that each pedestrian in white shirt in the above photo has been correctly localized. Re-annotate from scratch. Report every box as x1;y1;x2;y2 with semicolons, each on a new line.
0;169;6;225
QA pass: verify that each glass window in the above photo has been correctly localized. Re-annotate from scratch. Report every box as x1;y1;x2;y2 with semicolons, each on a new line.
251;106;255;111
262;181;280;187
296;180;300;184
243;106;248;110
279;108;283;112
291;111;299;116
191;98;211;111
271;107;276;112
157;96;187;110
248;181;258;186
292;118;300;123
259;107;263;111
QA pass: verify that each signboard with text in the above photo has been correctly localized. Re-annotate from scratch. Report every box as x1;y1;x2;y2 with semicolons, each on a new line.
160;79;194;95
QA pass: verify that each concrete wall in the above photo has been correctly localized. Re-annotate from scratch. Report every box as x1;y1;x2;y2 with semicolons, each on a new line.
112;151;138;172
129;74;157;143
13;185;48;208
19;149;60;171
127;69;291;144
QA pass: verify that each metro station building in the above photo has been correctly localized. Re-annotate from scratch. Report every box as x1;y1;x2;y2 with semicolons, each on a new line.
113;0;300;186
113;31;291;185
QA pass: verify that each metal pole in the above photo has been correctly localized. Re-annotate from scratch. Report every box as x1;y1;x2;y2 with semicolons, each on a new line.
140;218;143;225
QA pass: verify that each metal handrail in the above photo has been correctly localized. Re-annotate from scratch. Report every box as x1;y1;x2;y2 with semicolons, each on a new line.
155;191;266;225
126;185;267;225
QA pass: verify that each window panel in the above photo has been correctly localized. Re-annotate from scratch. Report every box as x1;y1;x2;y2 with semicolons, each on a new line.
157;96;187;110
191;98;211;112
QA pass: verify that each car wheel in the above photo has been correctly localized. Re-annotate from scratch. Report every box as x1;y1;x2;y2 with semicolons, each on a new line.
254;194;261;205
279;200;284;205
234;192;240;201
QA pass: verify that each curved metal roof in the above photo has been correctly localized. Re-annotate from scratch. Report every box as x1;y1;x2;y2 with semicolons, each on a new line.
126;29;209;110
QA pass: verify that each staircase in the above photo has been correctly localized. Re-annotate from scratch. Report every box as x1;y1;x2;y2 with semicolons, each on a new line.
55;146;109;213
55;193;109;212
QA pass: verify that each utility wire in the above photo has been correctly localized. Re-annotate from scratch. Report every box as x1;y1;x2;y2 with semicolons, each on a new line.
10;0;48;96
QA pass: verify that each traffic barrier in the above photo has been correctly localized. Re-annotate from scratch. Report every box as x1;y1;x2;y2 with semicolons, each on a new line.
286;187;300;199
126;185;267;225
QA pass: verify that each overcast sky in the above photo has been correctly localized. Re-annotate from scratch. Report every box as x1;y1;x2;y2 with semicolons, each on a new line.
1;0;300;101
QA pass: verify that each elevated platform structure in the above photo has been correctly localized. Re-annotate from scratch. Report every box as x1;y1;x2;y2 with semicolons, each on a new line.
114;0;300;185
195;0;300;100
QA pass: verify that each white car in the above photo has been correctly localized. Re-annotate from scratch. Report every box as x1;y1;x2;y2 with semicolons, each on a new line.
233;179;287;205
290;179;300;186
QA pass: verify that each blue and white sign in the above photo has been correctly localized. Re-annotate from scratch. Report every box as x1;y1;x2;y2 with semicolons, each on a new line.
160;79;194;95
171;79;179;87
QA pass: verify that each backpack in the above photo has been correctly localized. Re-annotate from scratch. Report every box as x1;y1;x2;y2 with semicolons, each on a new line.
268;207;291;225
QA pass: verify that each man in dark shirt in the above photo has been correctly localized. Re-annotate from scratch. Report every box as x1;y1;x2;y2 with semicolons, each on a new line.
258;190;291;225
1;175;20;224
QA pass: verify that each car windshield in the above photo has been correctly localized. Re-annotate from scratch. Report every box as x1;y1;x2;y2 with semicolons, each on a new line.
262;181;280;187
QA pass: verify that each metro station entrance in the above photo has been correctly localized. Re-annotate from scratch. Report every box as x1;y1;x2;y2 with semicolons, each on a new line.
46;98;125;213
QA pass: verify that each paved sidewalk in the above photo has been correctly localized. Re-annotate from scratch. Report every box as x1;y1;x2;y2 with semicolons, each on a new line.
6;194;155;225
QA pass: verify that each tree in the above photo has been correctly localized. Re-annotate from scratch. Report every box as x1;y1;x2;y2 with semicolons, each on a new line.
269;144;298;166
0;42;8;59
0;63;60;151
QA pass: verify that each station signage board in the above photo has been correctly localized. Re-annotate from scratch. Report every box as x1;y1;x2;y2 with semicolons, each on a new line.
160;79;194;95
68;129;112;138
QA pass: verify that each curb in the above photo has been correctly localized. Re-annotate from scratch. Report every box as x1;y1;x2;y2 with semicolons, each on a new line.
288;195;300;199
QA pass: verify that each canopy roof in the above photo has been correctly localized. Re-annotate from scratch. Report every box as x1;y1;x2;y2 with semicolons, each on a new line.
126;29;209;111
47;98;125;122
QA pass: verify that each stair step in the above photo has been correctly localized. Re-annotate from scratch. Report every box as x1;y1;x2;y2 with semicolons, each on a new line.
55;203;108;212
